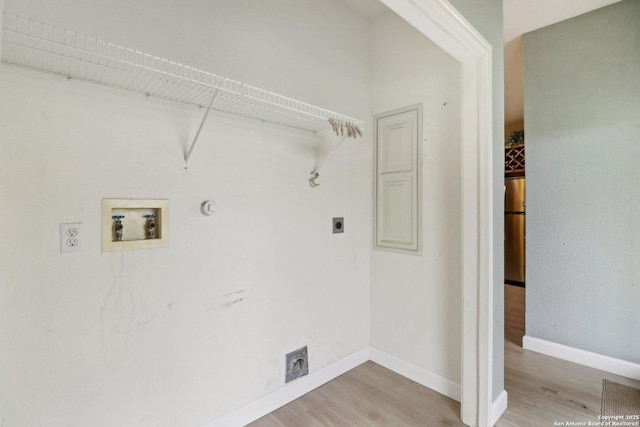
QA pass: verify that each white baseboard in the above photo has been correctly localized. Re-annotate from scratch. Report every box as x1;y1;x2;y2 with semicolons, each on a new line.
369;347;461;402
490;390;508;426
523;335;640;380
204;346;506;427
202;347;370;427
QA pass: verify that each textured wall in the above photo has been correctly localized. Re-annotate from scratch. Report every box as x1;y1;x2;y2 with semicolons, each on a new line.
0;0;507;425
0;0;4;59
0;1;371;425
524;0;640;363
370;9;462;385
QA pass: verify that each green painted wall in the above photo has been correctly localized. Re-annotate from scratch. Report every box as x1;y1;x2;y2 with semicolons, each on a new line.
525;0;640;362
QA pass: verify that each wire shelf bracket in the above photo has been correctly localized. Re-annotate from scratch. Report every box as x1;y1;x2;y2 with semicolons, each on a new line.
1;12;365;176
183;88;219;169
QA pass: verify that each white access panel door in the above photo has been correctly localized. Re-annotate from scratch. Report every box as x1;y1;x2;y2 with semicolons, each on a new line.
374;105;421;253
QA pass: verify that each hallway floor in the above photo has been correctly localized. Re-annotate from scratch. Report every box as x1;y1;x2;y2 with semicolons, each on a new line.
504;284;525;346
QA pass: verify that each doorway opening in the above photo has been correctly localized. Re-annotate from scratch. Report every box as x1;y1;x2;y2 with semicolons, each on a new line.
504;140;525;347
380;1;495;425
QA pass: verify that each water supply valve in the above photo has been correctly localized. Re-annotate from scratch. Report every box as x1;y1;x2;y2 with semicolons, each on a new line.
144;214;156;239
112;215;125;241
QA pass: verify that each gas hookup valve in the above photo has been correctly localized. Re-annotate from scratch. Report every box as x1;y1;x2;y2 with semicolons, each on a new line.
112;215;125;241
144;214;156;239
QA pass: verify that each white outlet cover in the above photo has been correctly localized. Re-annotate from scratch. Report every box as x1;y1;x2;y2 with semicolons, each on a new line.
60;223;83;253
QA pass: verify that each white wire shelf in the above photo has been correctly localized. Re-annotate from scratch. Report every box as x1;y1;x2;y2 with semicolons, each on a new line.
1;13;364;135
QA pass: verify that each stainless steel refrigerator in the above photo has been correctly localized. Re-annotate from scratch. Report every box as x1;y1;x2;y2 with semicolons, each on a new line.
505;177;525;287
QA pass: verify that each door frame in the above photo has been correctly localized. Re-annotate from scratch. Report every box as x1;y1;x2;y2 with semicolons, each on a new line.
379;1;494;426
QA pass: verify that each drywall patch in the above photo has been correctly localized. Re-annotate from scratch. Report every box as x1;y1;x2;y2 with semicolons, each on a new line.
220;298;244;309
207;289;247;311
100;254;135;334
223;290;245;297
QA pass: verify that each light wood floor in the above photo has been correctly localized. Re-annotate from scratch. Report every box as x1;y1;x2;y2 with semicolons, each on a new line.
249;342;640;426
504;284;525;347
498;340;640;426
248;361;465;426
249;287;637;426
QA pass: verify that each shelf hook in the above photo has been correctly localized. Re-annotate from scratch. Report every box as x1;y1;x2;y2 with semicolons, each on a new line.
308;171;320;188
183;87;220;169
308;136;347;188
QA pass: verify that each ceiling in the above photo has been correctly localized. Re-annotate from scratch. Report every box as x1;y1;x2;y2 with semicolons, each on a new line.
504;0;623;42
340;0;624;127
503;0;623;126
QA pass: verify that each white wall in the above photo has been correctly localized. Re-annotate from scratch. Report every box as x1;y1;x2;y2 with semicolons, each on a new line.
0;0;508;424
0;1;371;426
370;10;462;385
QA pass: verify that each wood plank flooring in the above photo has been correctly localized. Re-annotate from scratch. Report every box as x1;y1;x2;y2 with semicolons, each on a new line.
248;361;465;426
248;340;640;427
248;288;637;426
497;340;640;426
504;284;525;347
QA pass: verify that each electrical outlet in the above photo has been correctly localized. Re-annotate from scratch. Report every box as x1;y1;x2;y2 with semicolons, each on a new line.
60;223;82;253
